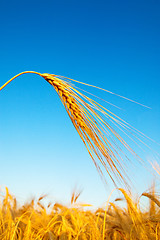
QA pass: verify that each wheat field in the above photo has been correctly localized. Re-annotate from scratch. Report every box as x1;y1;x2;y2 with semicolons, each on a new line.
0;186;160;239
0;72;159;239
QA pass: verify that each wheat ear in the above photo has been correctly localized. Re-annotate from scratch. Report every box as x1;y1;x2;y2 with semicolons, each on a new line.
0;71;144;187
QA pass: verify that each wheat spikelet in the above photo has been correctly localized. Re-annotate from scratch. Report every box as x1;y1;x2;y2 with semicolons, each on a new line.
0;71;147;187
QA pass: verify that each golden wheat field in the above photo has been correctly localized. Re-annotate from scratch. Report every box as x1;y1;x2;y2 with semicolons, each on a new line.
1;186;160;240
0;72;160;239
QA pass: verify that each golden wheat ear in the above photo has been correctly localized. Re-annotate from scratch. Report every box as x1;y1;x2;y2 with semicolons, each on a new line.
0;71;145;187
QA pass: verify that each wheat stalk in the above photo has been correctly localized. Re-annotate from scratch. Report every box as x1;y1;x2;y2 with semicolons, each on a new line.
0;71;146;187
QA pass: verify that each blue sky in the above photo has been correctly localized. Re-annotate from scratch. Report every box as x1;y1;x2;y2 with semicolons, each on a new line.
0;0;160;207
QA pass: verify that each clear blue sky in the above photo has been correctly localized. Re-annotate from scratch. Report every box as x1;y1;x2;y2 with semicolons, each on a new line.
0;0;160;207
